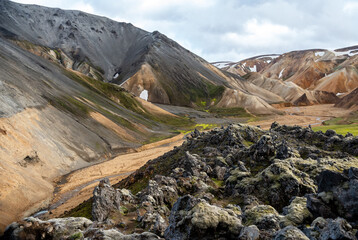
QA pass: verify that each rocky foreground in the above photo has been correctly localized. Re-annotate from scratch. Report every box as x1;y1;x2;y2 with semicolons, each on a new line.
3;123;358;239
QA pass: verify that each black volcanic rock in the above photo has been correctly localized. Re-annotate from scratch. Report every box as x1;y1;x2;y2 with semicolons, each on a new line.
4;124;358;239
164;195;243;240
307;168;358;226
92;178;121;222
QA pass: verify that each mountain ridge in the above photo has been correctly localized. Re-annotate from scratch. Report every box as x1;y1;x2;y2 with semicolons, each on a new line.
0;0;283;113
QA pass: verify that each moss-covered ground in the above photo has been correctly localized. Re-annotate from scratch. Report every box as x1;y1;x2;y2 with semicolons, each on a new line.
312;112;358;136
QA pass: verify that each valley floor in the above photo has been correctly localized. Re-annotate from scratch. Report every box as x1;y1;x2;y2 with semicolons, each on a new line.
43;134;185;219
248;104;352;129
39;104;352;219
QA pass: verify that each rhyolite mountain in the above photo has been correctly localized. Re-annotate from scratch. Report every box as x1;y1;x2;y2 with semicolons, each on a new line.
0;0;281;114
213;47;358;106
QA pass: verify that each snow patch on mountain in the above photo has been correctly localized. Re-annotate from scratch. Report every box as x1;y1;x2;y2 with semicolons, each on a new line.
249;65;257;72
279;68;285;78
140;90;148;101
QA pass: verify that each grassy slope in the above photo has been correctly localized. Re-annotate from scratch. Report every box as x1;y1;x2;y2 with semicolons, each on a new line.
59;69;194;136
312;112;358;136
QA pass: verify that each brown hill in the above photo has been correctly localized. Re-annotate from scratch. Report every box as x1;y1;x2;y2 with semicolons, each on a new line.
335;87;358;110
214;47;358;100
311;66;358;93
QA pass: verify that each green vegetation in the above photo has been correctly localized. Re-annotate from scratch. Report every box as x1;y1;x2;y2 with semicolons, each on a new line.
125;149;184;194
152;65;225;109
93;65;105;75
68;232;84;240
53;49;61;60
243;140;254;147
178;123;219;135
63;69;193;129
63;199;92;219
95;105;137;132
45;95;90;117
150;114;193;128
212;178;224;188
127;177;150;195
312;124;358;136
209;107;252;117
312;112;358;136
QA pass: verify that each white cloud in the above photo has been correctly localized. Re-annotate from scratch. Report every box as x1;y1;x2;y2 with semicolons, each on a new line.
10;0;358;62
343;1;358;14
72;2;94;14
224;19;296;48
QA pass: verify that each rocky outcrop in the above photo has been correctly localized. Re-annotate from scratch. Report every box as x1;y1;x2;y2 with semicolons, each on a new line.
235;161;316;210
92;178;122;222
2;217;162;240
164;195;242;240
86;229;162;240
5;123;358;239
274;226;309;240
303;217;356;240
239;225;260;240
2;217;92;240
307;168;358;225
280;197;312;227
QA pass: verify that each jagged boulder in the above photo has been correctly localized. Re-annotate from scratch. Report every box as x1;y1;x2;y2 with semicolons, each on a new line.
85;228;162;239
275;140;295;160
280;197;312;227
3;217;92;240
236;160;316;209
92;178;122;222
320;218;356;240
239;225;260;240
249;135;276;162
141;180;165;206
164;195;242;240
139;212;167;237
307;168;358;225
3;216;164;240
139;175;178;211
244;205;281;231
118;188;136;204
274;226;309;240
304;217;356;240
179;151;208;177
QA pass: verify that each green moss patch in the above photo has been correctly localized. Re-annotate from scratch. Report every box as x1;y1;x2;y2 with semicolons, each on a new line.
209;107;252;118
211;178;224;188
45;95;90;117
62;199;92;220
312;124;358;136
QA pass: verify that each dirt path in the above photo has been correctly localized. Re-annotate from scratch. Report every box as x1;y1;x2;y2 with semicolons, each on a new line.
45;133;185;218
248;104;352;129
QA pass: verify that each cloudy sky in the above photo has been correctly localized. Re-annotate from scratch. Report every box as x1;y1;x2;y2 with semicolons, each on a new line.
12;0;358;62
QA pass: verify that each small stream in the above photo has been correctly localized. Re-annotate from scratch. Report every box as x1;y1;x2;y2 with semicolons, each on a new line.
286;107;324;126
32;172;132;218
